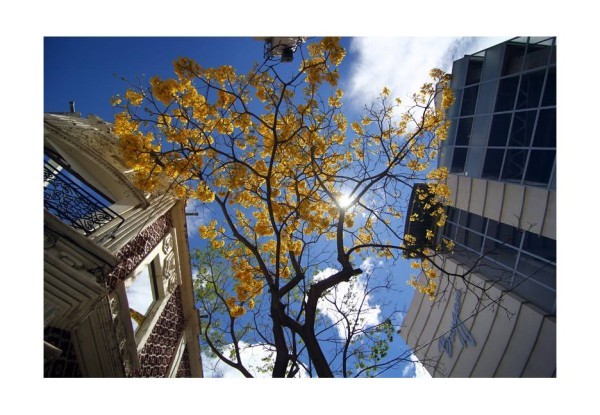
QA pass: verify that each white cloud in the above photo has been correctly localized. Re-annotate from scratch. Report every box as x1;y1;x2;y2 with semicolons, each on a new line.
202;342;275;378
344;37;508;112
360;256;375;275
401;353;432;378
184;198;212;238
202;341;309;378
313;259;382;339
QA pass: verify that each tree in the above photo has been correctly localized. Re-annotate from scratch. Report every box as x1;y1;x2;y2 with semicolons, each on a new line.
112;37;462;377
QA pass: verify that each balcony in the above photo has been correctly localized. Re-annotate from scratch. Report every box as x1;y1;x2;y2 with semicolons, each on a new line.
44;151;124;239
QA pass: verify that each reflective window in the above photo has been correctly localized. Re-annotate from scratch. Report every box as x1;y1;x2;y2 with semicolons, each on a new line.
522;231;556;262
495;76;519;112
464;229;483;252
509;110;537;147
460;85;479;116
487;219;522;247
488;113;512;147
542;66;556;106
516;70;545;109
450;147;468;173
465;58;484;85
125;261;158;332
457;208;468;227
481;149;504;179
456;117;473;145
501;149;527;181
466;212;486;234
484;239;519;269
533;109;556;147
525;150;555;184
455;226;466;246
524;44;551;70
502;44;526;76
488;113;512;146
511;270;556;315
475;257;513;282
446;206;458;223
517;253;556;288
443;205;556;315
443;221;456;240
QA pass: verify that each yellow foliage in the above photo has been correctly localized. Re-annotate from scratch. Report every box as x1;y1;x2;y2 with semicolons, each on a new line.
125;89;143;106
113;38;455;308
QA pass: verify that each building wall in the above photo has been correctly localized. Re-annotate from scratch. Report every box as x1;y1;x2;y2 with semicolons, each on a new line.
440;37;556;192
104;212;174;292
400;37;556;377
44;113;202;377
445;174;556;239
400;257;556;377
129;286;186;377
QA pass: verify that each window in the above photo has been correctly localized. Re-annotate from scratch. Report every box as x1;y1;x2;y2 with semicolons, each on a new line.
123;232;178;345
502;44;526;76
446;206;458;223
511;271;555;315
460;85;479;116
444;206;556;315
501;149;527;182
533;109;556;147
524;44;551;70
541;66;556;107
495;76;519;112
509;110;537;147
522;231;556;262
450;148;468;173
455;117;473;145
443;221;456;240
516;253;556;289
516;70;545;109
484;239;519;269
465;58;484;85
488;113;512;146
515;253;556;314
466;213;486;235
481;149;504;179
525;150;555;185
126;260;160;332
464;229;483;252
487;219;522;247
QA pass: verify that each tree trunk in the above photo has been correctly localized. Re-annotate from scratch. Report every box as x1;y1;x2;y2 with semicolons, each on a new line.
271;298;290;377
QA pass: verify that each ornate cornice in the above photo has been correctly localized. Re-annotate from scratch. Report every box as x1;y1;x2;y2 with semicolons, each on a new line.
44;115;148;208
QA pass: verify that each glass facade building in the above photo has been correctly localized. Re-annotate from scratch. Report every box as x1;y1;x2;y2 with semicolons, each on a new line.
442;206;556;315
440;37;556;190
438;36;557;316
400;37;557;377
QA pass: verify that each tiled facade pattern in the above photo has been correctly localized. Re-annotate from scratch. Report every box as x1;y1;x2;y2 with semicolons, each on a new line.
105;213;173;292
176;347;192;378
128;286;186;378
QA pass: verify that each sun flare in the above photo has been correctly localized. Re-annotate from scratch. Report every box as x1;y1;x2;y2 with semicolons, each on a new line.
338;193;353;209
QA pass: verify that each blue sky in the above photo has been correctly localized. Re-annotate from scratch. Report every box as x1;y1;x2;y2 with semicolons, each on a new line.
44;35;510;378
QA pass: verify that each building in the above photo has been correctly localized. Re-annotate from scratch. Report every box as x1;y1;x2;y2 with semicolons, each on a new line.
400;37;556;377
43;111;203;377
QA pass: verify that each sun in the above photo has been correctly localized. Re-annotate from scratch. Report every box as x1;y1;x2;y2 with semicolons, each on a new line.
337;193;353;209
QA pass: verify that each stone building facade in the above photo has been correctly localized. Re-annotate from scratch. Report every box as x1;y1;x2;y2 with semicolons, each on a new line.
43;112;203;377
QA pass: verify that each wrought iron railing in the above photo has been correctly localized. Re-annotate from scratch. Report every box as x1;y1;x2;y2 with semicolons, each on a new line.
43;157;124;237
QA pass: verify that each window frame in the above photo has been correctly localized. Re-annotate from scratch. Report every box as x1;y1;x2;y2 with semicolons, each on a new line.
123;231;179;351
